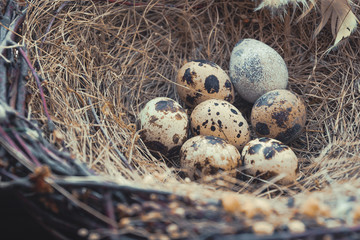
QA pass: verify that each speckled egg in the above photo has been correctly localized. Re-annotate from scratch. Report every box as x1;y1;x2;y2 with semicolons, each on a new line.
242;137;298;184
190;99;250;150
180;135;241;179
229;39;288;103
176;60;235;108
251;89;306;144
138;97;188;155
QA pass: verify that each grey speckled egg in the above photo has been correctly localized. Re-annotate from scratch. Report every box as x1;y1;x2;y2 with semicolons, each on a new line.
251;89;306;144
190;99;250;150
176;60;235;108
180;135;241;180
229;39;288;103
138;97;188;155
242;137;298;184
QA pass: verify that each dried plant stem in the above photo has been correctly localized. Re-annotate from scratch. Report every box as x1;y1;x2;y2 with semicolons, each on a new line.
88;97;132;171
18;47;55;131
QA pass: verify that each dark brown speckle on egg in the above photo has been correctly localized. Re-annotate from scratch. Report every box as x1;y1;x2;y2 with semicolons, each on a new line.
182;68;196;86
258;137;271;143
204;135;226;145
263;146;276;160
273;142;289;152
193;59;217;67
275;124;302;144
175;113;183;120
173;134;180;144
255;91;280;108
204;75;220;93
155;100;178;113
256;122;270;135
149;115;158;124
224;95;233;102
249;144;262;155
271;110;289;128
192;125;201;135
186;93;201;106
224;80;232;90
230;109;238;115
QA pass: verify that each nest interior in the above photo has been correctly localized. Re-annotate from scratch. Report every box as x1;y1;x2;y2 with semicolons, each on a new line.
24;0;360;208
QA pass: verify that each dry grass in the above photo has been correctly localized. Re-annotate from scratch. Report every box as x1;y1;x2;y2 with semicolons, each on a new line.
23;0;360;207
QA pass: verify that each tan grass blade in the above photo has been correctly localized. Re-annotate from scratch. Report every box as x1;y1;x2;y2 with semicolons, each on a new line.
296;1;316;22
315;0;358;47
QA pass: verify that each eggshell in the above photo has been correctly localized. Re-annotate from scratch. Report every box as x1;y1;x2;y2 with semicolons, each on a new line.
190;99;250;150
251;89;306;144
180;135;240;179
242;137;298;184
138;97;188;155
176;60;235;107
229;38;288;103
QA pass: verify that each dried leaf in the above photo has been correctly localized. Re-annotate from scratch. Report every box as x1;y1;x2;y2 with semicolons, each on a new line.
315;0;358;47
52;129;65;144
29;165;53;193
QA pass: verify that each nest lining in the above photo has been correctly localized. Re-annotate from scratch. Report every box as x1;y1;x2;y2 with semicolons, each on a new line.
17;0;360;236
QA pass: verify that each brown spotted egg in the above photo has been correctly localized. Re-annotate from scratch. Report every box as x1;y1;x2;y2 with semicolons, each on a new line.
242;137;298;184
176;60;235;108
190;99;250;150
138;97;188;155
251;89;306;144
180;135;241;180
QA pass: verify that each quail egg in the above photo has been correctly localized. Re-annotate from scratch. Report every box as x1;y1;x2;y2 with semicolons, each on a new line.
138;97;188;155
190;99;250;150
251;89;306;144
229;38;288;103
242;137;298;184
176;60;235;108
180;135;241;179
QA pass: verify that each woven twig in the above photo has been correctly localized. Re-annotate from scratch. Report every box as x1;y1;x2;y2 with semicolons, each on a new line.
1;0;360;240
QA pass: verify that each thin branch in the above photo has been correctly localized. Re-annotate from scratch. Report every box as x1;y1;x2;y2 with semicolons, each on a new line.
18;47;55;131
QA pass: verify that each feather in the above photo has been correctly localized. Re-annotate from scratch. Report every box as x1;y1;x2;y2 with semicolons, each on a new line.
255;0;309;11
314;0;358;47
254;0;358;49
255;0;291;10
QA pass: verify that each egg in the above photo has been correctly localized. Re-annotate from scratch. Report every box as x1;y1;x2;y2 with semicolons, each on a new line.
190;99;250;150
242;137;298;184
180;135;240;179
176;60;235;107
229;38;288;103
251;89;306;144
138;97;188;155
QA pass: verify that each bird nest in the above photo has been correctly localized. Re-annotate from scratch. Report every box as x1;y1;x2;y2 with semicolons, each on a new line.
2;0;360;239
